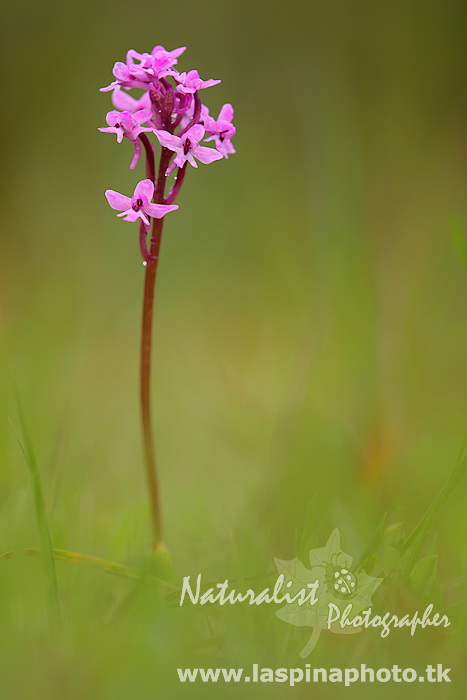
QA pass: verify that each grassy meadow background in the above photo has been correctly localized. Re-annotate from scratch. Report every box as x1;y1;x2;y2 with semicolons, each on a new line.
0;0;466;697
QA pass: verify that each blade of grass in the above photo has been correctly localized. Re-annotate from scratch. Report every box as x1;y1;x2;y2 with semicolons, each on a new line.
401;450;467;576
8;414;60;622
0;548;174;589
353;512;387;571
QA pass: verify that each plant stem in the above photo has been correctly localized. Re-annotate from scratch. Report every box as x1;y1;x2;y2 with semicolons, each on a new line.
139;134;155;181
140;147;172;551
165;163;187;205
140;220;164;550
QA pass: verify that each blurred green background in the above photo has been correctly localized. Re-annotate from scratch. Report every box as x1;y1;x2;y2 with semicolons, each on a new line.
0;0;466;697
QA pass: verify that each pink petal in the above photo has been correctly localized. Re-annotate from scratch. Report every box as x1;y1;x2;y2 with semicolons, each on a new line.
193;146;223;165
127;49;149;63
133;179;154;200
133;126;154;139
105;190;131;211
120;209;149;226
112;91;137;111
117;209;134;219
170;46;187;59
146;203;179;219
136;92;152;109
202;79;221;89
112;61;130;80
140;211;150;226
130;141;141;170
165;160;178;176
186;124;205;143
100;81;119;92
133;108;152;125
218;103;234;122
186;153;198;168
153;129;180;150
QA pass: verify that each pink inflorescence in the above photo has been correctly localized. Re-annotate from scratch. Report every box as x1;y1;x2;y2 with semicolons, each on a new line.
100;44;236;258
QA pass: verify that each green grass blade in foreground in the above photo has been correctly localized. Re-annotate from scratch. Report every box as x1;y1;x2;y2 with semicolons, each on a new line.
353;512;388;572
0;548;174;589
8;414;61;621
401;449;467;576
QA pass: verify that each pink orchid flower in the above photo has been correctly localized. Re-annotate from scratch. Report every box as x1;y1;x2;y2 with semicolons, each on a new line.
101;60;152;92
203;103;236;158
150;45;186;75
153;124;223;175
176;70;221;95
102;46;187;93
99;109;154;169
105;179;178;229
126;46;186;77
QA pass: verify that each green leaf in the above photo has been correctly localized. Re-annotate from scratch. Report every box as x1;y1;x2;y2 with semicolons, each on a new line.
353;513;387;572
409;555;439;602
401;451;467;576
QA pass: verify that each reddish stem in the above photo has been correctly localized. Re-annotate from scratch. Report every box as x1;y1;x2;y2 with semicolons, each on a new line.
139;221;152;264
139;134;155;181
165;163;187;205
140;146;173;550
140;218;164;549
178;93;201;137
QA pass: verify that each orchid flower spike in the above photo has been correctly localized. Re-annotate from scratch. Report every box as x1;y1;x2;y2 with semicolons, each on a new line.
99;43;236;553
100;43;235;259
